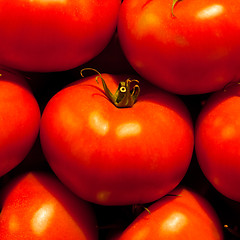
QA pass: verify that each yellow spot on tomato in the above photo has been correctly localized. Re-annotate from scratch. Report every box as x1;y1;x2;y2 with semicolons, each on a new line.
133;227;150;240
212;177;220;186
9;214;19;233
221;125;236;139
96;191;111;203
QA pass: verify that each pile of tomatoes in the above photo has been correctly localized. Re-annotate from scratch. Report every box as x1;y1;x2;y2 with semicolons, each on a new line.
0;0;240;239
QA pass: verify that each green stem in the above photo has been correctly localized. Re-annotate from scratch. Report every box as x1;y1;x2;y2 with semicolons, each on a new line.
172;0;182;17
80;68;140;108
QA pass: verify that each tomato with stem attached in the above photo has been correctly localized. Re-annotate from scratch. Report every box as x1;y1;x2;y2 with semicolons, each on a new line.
40;69;194;205
118;0;240;94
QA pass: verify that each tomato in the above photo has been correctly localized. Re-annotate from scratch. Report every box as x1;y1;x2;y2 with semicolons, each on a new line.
117;187;224;240
117;0;240;95
0;68;40;177
0;172;98;239
40;71;194;205
0;0;121;72
195;84;240;202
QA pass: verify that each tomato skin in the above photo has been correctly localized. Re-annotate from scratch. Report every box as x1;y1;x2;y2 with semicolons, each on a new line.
0;69;40;177
0;172;98;240
40;73;194;205
0;0;121;72
117;187;224;240
195;85;240;202
118;0;240;94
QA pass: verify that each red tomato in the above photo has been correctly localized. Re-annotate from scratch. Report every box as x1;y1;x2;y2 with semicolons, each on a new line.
0;172;98;240
0;0;121;72
0;68;40;177
40;72;194;205
117;187;224;240
117;0;240;95
195;84;240;202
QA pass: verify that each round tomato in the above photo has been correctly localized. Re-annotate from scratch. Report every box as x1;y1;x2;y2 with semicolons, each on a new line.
117;0;240;94
0;68;40;177
0;172;98;240
195;84;240;202
117;187;224;240
0;0;121;72
40;71;194;205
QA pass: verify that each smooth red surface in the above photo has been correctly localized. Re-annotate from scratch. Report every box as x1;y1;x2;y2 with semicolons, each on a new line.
0;69;40;177
118;0;240;94
0;172;98;240
195;84;240;202
0;0;121;72
40;73;194;205
117;187;224;240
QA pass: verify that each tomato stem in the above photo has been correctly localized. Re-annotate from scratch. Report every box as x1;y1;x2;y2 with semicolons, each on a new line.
172;0;182;17
80;68;140;108
223;80;240;92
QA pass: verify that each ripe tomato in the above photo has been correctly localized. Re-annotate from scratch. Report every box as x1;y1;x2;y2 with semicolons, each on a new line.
117;0;240;95
0;0;121;72
40;71;194;205
117;187;224;240
0;172;98;240
195;84;240;202
0;68;40;177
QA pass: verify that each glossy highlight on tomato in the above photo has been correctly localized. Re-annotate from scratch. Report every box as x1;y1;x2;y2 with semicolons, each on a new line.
0;0;121;72
117;187;224;240
0;172;98;240
40;73;194;205
118;0;240;94
0;68;40;177
195;84;240;202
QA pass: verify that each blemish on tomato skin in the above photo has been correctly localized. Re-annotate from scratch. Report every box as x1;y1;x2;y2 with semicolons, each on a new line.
213;118;236;139
8;214;20;233
221;125;236;139
134;227;150;239
96;191;111;203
